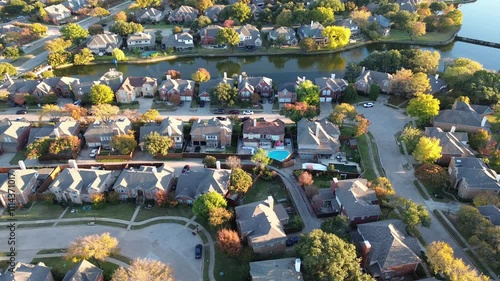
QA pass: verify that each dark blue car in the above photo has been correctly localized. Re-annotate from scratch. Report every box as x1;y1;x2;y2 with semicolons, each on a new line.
286;236;299;247
195;244;203;259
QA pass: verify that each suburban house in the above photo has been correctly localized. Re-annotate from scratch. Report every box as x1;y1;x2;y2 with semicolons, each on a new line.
251;0;265;8
277;82;298;103
331;178;381;226
175;167;231;204
168;5;199;22
0;262;54;281
56;76;79;97
242;118;285;148
86;33;123;55
62;0;87;11
424;127;474;165
0;168;39;208
200;25;223;46
337;19;360;39
32;78;60;99
448;157;500;200
44;4;71;22
477;205;500;226
62;260;103;281
162;32;194;51
315;74;348;102
396;0;422;13
136;7;164;23
115;76;157;103
235;24;262;48
433;101;492;134
267;26;298;46
235;196;289;255
49;166;117;204
298;21;326;45
205;5;225;22
198;75;235;101
452;101;493;116
83;118;132;149
355;68;393;94
190;118;233;148
0;119;31;153
158;75;195;101
127;32;155;50
71;80;100;99
237;75;273;99
113;165;174;202
139;117;184;149
297;117;341;160
249;258;303;281
428;74;448;94
357;220;421;280
249;4;263;20
27;120;80;146
369;14;391;36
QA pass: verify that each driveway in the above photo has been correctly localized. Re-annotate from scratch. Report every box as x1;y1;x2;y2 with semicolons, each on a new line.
357;102;474;266
0;224;203;281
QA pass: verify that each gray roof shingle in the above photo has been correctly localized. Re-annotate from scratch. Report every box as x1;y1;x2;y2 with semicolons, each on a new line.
62;260;103;281
0;262;53;281
477;205;500;226
334;178;381;221
424;127;474;157
249;258;303;280
175;168;231;199
297;117;341;154
451;157;500;191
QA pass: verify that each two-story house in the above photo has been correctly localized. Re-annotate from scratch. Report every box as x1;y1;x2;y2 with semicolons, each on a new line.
205;5;225;22
298;21;326;45
168;5;199;22
44;4;71;23
162;32;194;51
113;165;174;203
369;14;391;36
175;167;231;204
424;127;474;165
355;67;393;94
315;74;348;102
83;118;131;149
337;19;360;39
235;24;262;48
32;78;60;101
62;260;103;281
297;117;341;160
0;262;55;281
242;118;285;148
136;7;164;23
115;76;157;103
448;157;500;200
0;119;31;153
0;168;39;208
433;101;492;134
27;120;80;146
198;74;235;101
190;118;233;148
277;82;298;103
127;32;155;51
237;75;273;100
200;25;223;46
158;75;195;101
86;33;123;55
56;76;79;97
139;117;184;150
267;26;298;46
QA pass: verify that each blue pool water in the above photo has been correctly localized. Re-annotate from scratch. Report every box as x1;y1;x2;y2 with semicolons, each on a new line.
268;150;291;162
141;51;159;57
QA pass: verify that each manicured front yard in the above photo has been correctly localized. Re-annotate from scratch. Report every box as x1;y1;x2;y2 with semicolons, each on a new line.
381;26;460;42
9;150;26;165
213;248;248;281
134;205;193;222
63;203;137;221
0;202;65;221
357;134;378;181
241;179;288;204
31;257;119;280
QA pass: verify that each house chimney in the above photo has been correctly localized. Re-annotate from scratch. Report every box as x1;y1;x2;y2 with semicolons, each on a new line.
68;159;78;169
175;34;178;40
216;161;221;170
435;74;439;81
330;73;336;80
267;195;274;209
253;119;257;127
450;126;456;133
481;116;487;127
315;124;320;137
361;67;366;75
239;75;242;84
18;160;26;170
53;128;60;138
310;20;313;26
223;72;227;79
360;240;371;267
302;76;305;82
331;177;339;192
167;126;172;136
295;258;301;273
166;74;171;80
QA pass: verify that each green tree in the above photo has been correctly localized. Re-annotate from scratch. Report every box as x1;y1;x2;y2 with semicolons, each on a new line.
407;49;440;74
140;109;160;123
112;259;174;281
400;126;422;153
446;9;463;25
342;83;358;102
66;233;119;268
487;149;500;173
211;83;238;107
296;79;320;106
143;132;174;156
344;63;363;83
112;48;126;61
0;62;17;76
369;83;380;101
311;0;345;12
31;23;48;36
229;168;253;194
191;68;211;82
111;133;137;155
396;197;431;232
412;136;442;164
135;0;161;8
88;24;104;35
192;192;227;220
473;190;500;207
297;229;372;281
195;0;213;12
3;46;21;60
329;103;357;126
61;23;89;43
320;216;350;241
392;10;417;30
26;137;51;159
47;51;72;67
191;15;212;30
216;27;240;52
90;7;110;20
406;93;440;124
203;155;217;168
45;38;72;53
429;1;447;13
280;102;318;123
90;84;114;105
469;129;490;151
231;2;251;23
426;241;455;275
392;69;430;98
251;148;272;169
90;104;120;123
73;48;95;65
310;7;335;25
443;57;483;86
299;37;318;52
322;26;350;49
276;9;293;27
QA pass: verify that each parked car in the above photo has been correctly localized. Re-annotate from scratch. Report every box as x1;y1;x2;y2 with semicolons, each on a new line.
229;110;240;115
89;149;99;158
213;109;226;114
182;165;190;174
195;244;202;259
199;101;206;108
242;110;254;115
178;101;184;107
259;99;266;104
216;116;227;121
16;109;28;115
363;102;374;108
194;146;201;152
73;100;81;106
286;236;299;247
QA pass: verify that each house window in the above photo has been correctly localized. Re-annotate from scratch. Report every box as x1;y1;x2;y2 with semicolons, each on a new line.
206;135;217;140
245;36;251;40
4;137;12;142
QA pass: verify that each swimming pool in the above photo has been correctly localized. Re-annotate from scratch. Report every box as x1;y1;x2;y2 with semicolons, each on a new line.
268;150;291;162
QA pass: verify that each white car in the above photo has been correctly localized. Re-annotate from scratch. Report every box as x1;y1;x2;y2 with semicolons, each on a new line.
89;149;99;158
363;102;374;108
242;110;254;115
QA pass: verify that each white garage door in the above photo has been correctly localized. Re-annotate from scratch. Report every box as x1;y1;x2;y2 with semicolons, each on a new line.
325;98;332;102
319;97;326;102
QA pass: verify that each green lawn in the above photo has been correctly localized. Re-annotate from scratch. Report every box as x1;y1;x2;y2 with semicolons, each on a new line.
63;203;137;221
9;150;26;165
118;103;140;110
134;205;193;222
150;102;177;111
381;26;460;43
31;257;119;280
213;248;248;281
0;202;65;221
387;96;408;107
357;134;377;181
241;179;288;204
313;174;333;189
144;23;175;29
486;115;500;143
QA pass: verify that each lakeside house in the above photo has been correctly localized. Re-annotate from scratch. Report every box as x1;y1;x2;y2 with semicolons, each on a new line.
115;76;157;103
298;21;326;45
315;74;348;102
268;26;298;46
139;117;184;149
162;32;194;52
86;33;123;55
355;68;393;94
158;75;195;101
433;101;492;134
127;32;155;51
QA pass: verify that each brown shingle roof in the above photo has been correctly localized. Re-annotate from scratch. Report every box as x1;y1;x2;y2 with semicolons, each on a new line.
243;118;285;135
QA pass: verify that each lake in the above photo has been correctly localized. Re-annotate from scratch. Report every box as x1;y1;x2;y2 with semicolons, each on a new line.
458;0;500;43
